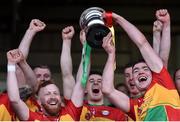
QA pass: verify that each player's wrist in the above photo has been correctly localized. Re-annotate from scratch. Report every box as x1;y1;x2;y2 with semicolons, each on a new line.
7;64;16;72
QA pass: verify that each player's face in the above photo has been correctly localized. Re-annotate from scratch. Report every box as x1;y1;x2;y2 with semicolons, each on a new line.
133;62;152;91
86;74;103;101
175;69;180;94
124;67;140;95
39;84;61;116
34;68;51;81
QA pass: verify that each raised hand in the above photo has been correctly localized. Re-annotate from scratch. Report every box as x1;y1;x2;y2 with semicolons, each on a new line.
28;19;46;32
7;49;24;65
62;26;75;41
102;32;115;55
79;29;86;45
153;20;163;32
156;9;170;24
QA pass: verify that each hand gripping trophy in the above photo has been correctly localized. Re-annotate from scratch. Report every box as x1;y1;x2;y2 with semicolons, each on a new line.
79;7;114;48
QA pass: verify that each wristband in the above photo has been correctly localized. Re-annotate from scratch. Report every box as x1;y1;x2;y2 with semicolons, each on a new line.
7;65;16;72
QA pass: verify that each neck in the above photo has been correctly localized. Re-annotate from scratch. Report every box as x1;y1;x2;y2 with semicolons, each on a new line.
88;99;104;106
42;109;59;117
130;91;145;98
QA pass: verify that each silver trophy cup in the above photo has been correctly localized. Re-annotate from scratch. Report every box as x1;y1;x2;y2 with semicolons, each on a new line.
79;7;110;48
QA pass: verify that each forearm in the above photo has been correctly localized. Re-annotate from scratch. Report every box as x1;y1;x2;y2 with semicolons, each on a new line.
7;67;29;120
153;31;161;55
7;64;21;103
113;13;147;48
60;40;73;77
71;54;86;107
102;53;115;95
19;61;37;92
160;22;171;68
18;29;36;59
60;40;75;99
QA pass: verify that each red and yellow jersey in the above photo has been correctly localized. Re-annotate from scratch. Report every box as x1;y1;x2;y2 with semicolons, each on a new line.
128;67;180;121
28;100;82;121
0;93;14;121
80;103;127;121
25;96;40;112
0;92;40;121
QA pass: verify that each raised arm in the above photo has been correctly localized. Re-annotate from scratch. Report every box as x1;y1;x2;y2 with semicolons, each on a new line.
101;32;130;113
60;26;75;100
7;49;29;120
153;20;163;55
156;9;171;68
18;19;46;59
112;13;163;73
71;30;87;107
18;60;38;93
18;19;46;93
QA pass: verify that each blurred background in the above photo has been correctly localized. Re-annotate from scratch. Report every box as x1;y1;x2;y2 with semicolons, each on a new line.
0;0;180;92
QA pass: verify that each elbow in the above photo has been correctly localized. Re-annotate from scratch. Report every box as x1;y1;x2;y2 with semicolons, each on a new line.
8;92;21;104
9;96;21;104
102;85;113;96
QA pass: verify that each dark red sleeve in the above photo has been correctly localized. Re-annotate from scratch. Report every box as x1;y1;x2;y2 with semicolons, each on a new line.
153;67;175;90
28;110;44;121
61;100;82;121
115;109;128;121
127;98;136;121
0;93;14;116
63;98;70;105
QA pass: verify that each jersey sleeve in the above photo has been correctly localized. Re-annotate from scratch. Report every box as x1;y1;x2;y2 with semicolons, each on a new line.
27;110;44;121
127;98;136;121
115;109;128;121
61;100;82;121
152;67;175;90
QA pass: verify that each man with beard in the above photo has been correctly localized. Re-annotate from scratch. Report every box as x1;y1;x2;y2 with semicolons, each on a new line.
60;26;126;121
6;49;84;121
0;19;53;121
101;9;180;121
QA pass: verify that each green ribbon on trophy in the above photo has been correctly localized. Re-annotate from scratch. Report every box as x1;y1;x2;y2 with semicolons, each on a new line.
81;41;91;87
80;10;116;87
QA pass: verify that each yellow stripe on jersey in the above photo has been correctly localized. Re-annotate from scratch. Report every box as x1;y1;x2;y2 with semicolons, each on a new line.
0;104;12;121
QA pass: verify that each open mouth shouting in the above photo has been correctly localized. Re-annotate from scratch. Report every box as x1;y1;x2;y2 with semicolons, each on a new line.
47;98;58;106
92;88;100;94
138;76;148;82
92;85;101;96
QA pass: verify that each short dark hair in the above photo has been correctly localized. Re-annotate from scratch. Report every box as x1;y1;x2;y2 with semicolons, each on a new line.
124;62;134;69
33;65;51;71
36;80;54;94
89;70;102;76
132;59;145;69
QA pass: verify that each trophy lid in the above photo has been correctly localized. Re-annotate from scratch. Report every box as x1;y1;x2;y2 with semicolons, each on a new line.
79;7;105;29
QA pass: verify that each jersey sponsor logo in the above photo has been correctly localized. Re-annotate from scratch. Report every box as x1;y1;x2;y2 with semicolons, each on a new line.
101;110;110;116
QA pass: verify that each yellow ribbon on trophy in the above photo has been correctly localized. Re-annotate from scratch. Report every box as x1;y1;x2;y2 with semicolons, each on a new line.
105;12;116;70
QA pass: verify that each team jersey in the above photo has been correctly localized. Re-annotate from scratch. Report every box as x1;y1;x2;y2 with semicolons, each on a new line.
0;92;40;121
0;93;14;121
28;100;82;121
128;67;180;121
80;102;127;121
25;96;40;112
